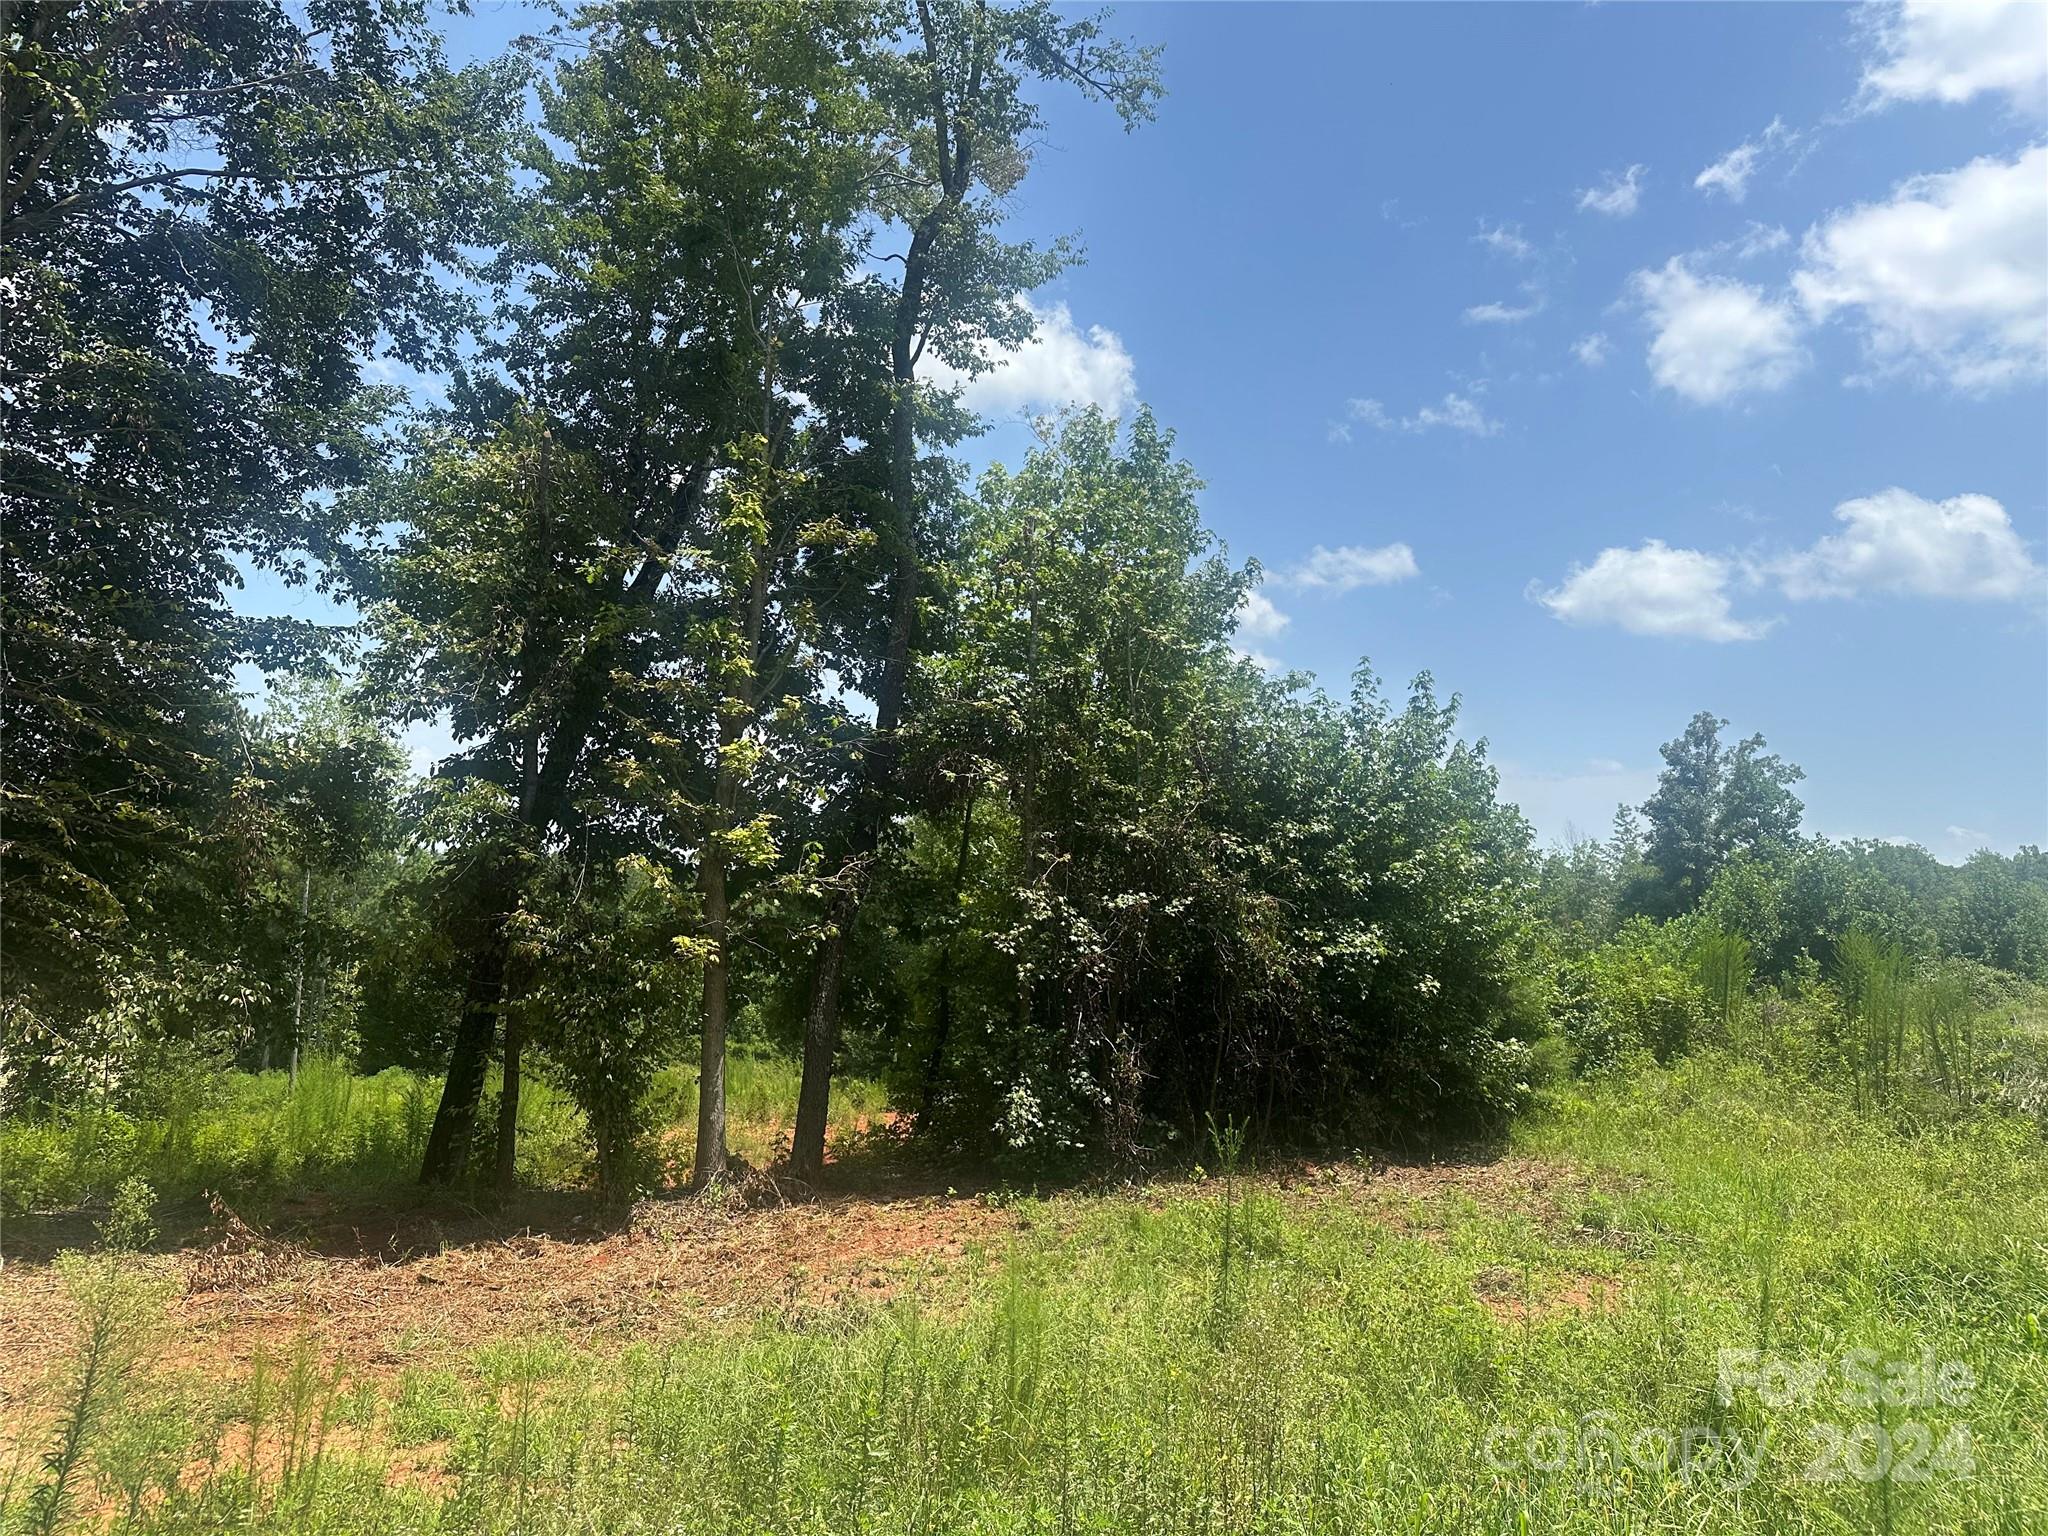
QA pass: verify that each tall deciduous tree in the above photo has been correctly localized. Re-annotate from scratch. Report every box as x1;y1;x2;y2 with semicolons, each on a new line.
788;0;1162;1181
1639;712;1727;918
373;0;897;1185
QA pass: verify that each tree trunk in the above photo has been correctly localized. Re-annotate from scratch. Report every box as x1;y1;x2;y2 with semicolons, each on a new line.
789;0;977;1177
289;865;310;1092
919;788;978;1119
790;912;848;1181
789;372;922;1181
415;453;713;1189
419;926;509;1184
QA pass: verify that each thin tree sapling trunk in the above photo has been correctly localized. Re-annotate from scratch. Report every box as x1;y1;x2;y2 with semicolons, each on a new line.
694;844;731;1190
495;1006;521;1192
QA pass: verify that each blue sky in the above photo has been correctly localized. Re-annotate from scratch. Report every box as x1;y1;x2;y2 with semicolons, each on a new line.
238;1;2048;859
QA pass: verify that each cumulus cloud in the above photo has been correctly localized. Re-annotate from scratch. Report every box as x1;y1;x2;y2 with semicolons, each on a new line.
1334;393;1501;438
1578;164;1647;217
1793;144;2047;392
1694;117;1798;202
1533;540;1772;642
1234;588;1292;638
1860;0;2048;110
1771;488;2046;602
1630;258;1807;404
1283;543;1421;592
1537;488;2043;646
1573;332;1611;368
926;298;1136;416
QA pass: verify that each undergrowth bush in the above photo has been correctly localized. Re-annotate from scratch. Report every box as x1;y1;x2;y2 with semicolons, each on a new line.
1565;918;1710;1070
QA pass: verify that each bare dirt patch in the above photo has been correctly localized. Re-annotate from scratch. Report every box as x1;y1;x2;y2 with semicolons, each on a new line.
1471;1263;1623;1323
0;1186;1024;1399
1270;1152;1611;1228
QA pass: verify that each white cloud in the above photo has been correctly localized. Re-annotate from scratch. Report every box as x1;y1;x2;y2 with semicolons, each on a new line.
1578;164;1647;217
1793;144;2047;392
1475;221;1535;261
1467;220;1553;324
1945;825;1995;856
1772;488;2046;602
926;298;1136;416
1464;298;1544;324
1860;0;2048;110
1234;588;1292;637
1538;487;2046;649
1630;258;1807;404
1341;398;1392;432
1728;222;1792;261
1533;540;1773;642
1410;393;1502;436
1694;118;1797;202
1284;543;1421;592
1695;142;1764;203
1573;332;1611;368
1335;393;1501;438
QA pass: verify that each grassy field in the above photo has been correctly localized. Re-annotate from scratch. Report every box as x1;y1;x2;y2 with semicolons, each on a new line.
4;1055;2044;1534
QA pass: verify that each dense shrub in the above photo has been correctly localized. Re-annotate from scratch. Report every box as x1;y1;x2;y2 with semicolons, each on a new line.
865;413;1552;1166
1564;919;1710;1071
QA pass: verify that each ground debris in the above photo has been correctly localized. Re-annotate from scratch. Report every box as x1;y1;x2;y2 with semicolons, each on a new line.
185;1195;310;1292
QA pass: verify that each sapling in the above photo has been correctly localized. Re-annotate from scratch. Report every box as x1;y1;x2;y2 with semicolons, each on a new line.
1207;1113;1248;1341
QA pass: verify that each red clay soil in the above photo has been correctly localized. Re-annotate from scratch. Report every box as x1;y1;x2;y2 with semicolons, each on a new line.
0;1182;1025;1402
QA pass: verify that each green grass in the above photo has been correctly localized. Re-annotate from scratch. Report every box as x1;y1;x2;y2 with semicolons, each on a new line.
8;1055;2045;1533
645;1049;892;1173
0;1053;888;1218
0;1059;450;1216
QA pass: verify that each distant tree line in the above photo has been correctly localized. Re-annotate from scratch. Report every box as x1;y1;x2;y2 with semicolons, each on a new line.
1538;711;2048;986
